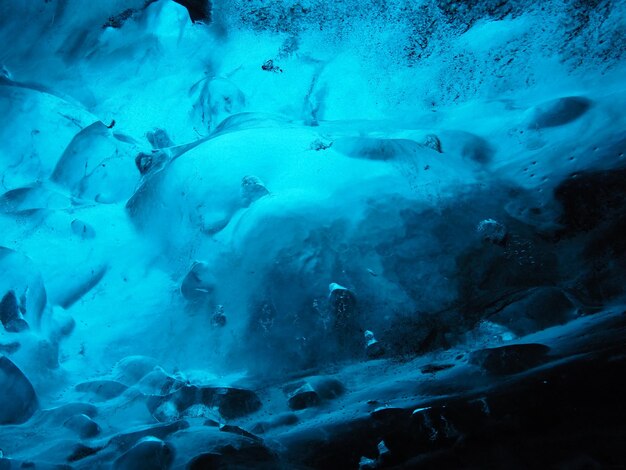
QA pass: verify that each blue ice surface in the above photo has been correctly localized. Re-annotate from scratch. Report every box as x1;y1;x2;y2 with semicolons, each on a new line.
1;0;626;467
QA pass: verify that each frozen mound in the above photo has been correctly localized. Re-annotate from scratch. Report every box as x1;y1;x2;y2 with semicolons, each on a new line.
1;0;626;467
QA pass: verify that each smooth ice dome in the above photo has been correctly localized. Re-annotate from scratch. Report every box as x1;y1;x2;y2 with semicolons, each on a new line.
1;0;626;468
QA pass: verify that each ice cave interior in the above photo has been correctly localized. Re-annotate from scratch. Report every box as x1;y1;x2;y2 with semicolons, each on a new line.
1;0;626;468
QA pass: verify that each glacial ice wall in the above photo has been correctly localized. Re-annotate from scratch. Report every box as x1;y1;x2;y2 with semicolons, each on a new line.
1;0;626;468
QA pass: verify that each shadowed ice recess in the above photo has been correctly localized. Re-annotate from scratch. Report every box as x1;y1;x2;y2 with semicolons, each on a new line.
1;0;626;468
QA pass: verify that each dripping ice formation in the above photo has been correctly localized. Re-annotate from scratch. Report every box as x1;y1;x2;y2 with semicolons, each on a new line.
1;0;626;468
